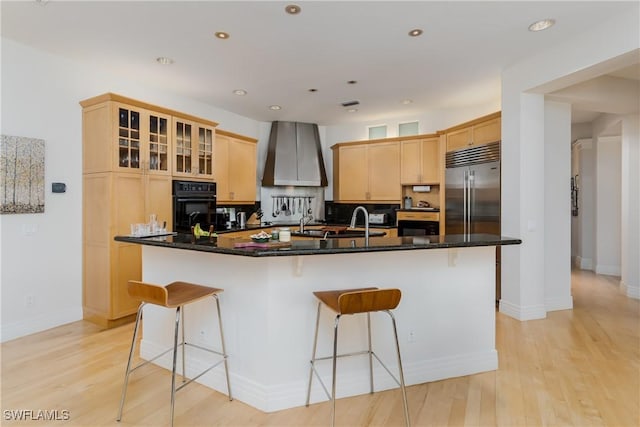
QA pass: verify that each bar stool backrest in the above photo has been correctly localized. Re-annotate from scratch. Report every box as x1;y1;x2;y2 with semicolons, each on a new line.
128;280;168;307
338;288;401;315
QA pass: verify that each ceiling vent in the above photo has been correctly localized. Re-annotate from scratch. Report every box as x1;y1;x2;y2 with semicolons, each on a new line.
341;100;360;107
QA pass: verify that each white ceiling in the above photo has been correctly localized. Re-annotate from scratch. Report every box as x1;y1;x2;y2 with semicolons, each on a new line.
1;1;638;126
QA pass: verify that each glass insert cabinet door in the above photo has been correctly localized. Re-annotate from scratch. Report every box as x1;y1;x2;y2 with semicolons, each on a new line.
118;108;141;170
174;120;193;174
148;114;169;172
198;127;213;176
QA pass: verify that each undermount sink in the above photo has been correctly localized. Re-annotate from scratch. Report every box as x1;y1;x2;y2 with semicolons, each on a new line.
291;229;386;239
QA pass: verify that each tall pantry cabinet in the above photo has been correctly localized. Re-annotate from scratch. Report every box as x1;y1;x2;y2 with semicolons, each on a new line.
80;93;218;327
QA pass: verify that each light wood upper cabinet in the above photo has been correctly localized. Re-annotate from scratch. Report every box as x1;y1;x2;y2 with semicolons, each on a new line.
215;131;258;204
82;101;172;175
445;113;501;152
173;118;215;179
400;136;440;184
333;141;400;202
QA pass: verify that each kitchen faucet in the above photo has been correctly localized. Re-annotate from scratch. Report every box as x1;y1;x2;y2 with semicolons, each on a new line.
349;206;370;246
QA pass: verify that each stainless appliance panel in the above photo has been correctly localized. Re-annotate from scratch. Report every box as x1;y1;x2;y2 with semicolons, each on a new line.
445;166;466;235
445;160;500;236
468;161;500;235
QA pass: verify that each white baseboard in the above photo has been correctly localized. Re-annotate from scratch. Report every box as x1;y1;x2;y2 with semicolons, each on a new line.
595;264;621;276
140;340;497;413
576;256;593;270
0;308;83;343
498;299;547;320
545;295;573;312
620;280;640;299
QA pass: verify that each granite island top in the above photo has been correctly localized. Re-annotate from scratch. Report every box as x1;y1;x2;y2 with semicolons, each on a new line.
115;233;521;257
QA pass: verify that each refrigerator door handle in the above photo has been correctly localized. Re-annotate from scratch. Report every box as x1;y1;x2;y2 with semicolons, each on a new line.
469;169;475;234
463;169;468;236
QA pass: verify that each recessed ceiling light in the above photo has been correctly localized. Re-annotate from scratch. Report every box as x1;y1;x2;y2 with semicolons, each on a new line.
408;29;423;37
347;109;358;113
233;89;247;96
347;80;357;85
269;105;282;111
215;31;230;39
528;19;555;32
401;99;413;105
308;88;318;92
156;56;174;65
285;4;301;15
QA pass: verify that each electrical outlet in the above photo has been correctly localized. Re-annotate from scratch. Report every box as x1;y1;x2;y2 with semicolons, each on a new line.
408;330;416;343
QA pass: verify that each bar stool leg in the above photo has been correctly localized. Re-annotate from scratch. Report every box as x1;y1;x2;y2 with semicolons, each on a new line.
367;312;374;394
306;301;322;407
170;306;182;427
181;308;186;383
117;302;145;422
331;315;341;427
387;310;410;427
214;294;233;400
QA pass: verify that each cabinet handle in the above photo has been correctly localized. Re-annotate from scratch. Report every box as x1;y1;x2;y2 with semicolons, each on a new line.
230;192;235;200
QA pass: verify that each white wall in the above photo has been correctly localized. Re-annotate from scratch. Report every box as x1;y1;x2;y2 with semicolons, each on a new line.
620;115;640;298
594;136;622;276
500;5;639;319
571;139;595;270
0;37;263;342
544;101;573;311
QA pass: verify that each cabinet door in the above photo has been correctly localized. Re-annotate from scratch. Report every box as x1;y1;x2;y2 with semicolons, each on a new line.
173;118;194;176
337;145;369;201
214;135;231;201
368;142;400;201
400;139;422;184
113;173;145;235
146;112;171;175
446;127;472;152
146;175;173;230
196;124;214;178
472;117;501;146
228;138;256;202
115;105;143;173
421;137;440;183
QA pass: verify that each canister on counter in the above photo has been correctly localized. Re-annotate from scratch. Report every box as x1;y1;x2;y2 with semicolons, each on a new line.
279;227;291;242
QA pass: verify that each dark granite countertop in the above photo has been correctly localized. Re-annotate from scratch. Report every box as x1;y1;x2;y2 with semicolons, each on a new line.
115;233;521;258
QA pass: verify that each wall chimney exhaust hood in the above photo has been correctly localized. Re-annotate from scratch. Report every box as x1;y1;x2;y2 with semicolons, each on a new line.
262;121;328;187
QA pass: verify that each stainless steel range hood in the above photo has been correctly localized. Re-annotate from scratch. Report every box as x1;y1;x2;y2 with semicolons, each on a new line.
262;121;328;187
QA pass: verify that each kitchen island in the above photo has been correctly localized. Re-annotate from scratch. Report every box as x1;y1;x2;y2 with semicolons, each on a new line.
115;233;520;412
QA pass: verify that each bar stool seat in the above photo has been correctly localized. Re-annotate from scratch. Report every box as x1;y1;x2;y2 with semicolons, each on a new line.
117;280;232;427
306;287;410;426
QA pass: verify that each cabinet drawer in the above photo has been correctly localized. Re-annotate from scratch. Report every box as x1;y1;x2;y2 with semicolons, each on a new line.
397;211;439;221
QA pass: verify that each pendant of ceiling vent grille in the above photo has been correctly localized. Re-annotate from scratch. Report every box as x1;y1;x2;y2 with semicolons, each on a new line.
341;100;360;107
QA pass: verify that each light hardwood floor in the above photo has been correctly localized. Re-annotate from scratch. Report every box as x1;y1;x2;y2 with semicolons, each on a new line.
2;270;638;426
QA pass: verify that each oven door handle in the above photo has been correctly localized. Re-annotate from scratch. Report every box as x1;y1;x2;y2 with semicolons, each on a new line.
175;197;216;203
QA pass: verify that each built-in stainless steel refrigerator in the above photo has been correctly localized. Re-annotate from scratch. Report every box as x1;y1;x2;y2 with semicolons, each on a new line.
445;141;500;236
445;141;501;300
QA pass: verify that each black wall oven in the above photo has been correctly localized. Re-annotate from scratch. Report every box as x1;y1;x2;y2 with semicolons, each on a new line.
172;180;216;232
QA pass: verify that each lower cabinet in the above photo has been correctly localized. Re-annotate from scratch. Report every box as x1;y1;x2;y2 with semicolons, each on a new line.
83;172;172;327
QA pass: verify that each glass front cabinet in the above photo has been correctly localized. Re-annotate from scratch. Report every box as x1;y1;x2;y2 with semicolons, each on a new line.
115;104;171;175
173;118;215;178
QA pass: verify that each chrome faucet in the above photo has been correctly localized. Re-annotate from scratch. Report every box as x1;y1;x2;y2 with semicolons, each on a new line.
349;206;370;246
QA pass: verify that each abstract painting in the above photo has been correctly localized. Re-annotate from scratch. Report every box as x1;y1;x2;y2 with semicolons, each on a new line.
0;135;45;214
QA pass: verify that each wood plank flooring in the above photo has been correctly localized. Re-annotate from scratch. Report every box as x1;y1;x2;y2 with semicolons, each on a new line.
2;270;638;426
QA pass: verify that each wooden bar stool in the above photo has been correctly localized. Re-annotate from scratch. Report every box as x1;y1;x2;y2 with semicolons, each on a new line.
305;287;410;427
117;280;232;426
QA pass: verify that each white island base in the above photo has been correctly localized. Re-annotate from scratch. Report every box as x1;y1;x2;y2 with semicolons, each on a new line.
139;244;497;412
